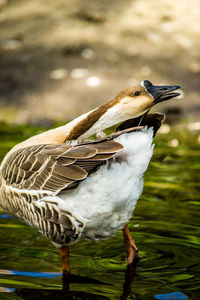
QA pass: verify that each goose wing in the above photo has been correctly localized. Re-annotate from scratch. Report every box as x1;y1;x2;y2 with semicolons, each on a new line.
1;138;124;194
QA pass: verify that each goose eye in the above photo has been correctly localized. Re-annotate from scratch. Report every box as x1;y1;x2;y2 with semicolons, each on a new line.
134;91;141;96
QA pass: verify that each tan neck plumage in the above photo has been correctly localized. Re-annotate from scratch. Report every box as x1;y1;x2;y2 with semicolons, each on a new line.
1;99;121;166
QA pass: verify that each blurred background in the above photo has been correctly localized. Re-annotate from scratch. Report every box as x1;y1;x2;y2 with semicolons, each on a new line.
0;0;200;125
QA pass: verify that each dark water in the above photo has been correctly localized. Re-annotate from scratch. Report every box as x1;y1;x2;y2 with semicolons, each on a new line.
0;123;199;300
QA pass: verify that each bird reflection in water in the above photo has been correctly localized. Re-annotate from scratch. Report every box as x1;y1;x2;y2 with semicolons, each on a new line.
14;259;138;300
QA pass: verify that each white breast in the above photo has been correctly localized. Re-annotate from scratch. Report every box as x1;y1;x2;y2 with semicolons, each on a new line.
59;127;154;241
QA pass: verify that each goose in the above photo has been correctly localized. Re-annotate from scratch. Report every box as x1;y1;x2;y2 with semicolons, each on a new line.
0;80;181;274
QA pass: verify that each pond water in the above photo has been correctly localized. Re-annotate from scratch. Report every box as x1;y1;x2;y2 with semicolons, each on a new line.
0;123;199;300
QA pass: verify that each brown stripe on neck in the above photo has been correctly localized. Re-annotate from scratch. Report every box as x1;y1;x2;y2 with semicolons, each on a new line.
64;97;122;141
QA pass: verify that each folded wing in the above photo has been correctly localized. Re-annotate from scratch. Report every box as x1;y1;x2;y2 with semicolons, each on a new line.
2;138;124;194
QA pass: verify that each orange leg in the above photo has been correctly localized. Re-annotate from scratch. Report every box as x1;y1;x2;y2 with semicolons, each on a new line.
59;245;70;273
59;245;70;292
123;224;140;265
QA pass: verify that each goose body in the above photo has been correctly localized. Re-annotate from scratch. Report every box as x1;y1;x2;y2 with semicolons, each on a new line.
0;80;181;269
0;127;153;246
59;128;154;242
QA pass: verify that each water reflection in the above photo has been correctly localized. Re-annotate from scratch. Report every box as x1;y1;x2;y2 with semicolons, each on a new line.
120;260;138;300
3;261;138;299
0;214;14;219
154;292;188;300
15;288;109;299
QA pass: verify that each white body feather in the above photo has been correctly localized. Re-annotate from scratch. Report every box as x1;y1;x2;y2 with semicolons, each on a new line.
58;127;154;241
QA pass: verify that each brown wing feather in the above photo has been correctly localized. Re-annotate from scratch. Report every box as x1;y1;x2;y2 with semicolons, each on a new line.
2;138;124;194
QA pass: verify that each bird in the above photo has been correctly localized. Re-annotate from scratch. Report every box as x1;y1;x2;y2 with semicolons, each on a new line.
0;80;180;274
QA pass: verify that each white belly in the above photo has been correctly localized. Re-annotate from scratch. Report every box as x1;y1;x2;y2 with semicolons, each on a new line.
59;127;154;241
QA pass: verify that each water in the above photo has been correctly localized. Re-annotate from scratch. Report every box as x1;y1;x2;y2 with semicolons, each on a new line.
0;122;199;300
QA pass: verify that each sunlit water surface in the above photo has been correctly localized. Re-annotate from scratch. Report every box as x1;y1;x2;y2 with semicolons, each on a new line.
0;123;199;300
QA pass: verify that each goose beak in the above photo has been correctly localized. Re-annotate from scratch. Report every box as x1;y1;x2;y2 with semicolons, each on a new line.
142;80;181;104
